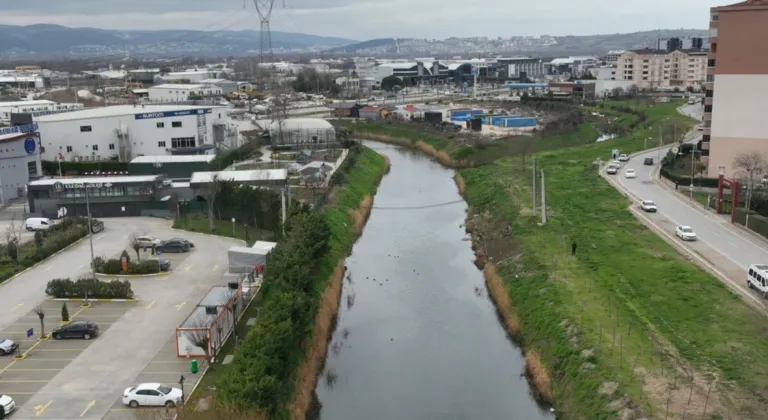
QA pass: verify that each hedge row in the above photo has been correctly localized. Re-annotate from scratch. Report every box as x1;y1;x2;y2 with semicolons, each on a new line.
45;277;134;299
41;160;128;176
660;167;720;188
215;210;331;414
93;257;161;275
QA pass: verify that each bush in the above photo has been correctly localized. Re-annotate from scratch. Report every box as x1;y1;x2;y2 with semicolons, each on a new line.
45;277;134;299
660;167;720;188
94;258;160;275
61;303;70;322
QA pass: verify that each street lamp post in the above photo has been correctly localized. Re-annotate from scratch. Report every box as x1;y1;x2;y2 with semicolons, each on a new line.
84;183;95;274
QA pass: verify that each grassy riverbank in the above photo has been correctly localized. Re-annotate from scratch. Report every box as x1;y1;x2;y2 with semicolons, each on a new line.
344;100;768;418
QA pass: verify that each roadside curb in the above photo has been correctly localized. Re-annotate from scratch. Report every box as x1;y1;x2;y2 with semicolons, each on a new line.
46;298;139;302
170;227;246;244
173;364;211;420
0;234;90;288
94;272;170;279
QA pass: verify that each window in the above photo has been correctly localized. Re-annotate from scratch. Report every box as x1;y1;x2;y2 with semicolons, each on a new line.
171;137;196;149
66;146;73;152
79;126;92;132
706;74;715;82
704;120;712;128
158;141;167;147
92;145;98;151
704;105;712;113
41;146;45;153
705;89;713;98
711;14;718;22
156;122;165;128
707;59;716;67
109;143;115;150
27;161;37;177
172;121;182;128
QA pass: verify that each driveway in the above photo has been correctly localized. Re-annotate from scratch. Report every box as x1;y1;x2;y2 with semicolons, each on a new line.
603;104;768;310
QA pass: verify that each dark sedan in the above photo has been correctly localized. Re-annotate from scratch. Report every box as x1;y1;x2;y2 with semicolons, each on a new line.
643;157;654;166
157;239;190;253
169;238;194;248
147;258;171;271
52;321;99;340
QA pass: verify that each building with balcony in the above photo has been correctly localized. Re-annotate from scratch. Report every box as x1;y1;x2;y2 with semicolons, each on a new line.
704;0;768;178
617;49;708;90
148;84;224;102
35;105;230;162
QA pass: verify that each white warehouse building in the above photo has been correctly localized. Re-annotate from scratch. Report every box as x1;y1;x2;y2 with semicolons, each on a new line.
35;105;231;162
148;84;224;102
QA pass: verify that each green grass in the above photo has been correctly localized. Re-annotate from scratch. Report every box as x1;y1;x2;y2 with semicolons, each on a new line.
459;101;768;418
172;214;275;245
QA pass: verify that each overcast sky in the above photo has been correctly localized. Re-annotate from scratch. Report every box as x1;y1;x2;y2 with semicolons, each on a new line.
0;0;726;40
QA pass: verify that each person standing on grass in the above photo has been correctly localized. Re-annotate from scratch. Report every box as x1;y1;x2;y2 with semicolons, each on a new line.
571;241;577;256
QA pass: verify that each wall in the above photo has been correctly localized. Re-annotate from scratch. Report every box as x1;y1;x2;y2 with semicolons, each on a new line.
148;85;223;102
37;108;227;161
714;8;768;75
31;197;154;219
0;135;42;203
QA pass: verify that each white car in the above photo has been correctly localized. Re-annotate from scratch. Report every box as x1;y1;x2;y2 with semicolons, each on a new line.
135;236;161;248
612;160;623;168
1;394;16;416
122;383;183;408
625;169;636;179
640;200;657;212
0;338;18;356
606;165;618;175
676;225;697;241
618;154;630;162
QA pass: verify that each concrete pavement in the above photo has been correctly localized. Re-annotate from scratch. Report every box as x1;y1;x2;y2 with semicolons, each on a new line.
602;103;768;311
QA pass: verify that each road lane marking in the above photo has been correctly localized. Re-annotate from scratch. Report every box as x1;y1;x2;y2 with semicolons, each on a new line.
0;361;17;376
212;264;219;272
33;348;88;352
184;265;193;271
0;380;49;383
7;368;61;371
78;264;84;269
145;300;156;310
34;400;52;417
175;302;186;311
80;400;96;417
11;303;24;311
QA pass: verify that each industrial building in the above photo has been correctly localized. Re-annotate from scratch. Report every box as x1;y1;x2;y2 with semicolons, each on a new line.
155;70;220;84
0;100;84;126
705;0;768;178
0;130;43;203
199;79;239;95
35;104;232;162
148;84;224;102
267;118;336;147
494;57;546;80
127;69;160;84
0;72;48;89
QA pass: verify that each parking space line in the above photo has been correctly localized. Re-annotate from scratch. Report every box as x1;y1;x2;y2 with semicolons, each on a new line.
12;303;24;311
7;368;61;371
184;265;193;271
0;380;49;383
33;348;88;352
145;300;156;310
34;400;52;417
212;264;219;272
175;302;186;311
80;400;96;417
44;265;52;272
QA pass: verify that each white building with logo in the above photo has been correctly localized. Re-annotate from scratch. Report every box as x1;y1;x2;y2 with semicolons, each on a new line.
147;84;224;102
0;125;43;203
35;105;232;162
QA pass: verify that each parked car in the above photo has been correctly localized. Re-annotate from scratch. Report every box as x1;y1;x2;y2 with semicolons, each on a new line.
51;320;99;340
168;238;195;248
0;338;18;356
24;217;54;231
135;236;161;248
644;157;654;166
618;154;630;162
611;160;623;168
625;169;636;179
146;258;171;271
157;239;190;253
641;200;658;212
1;394;16;416
122;383;183;408
675;225;697;241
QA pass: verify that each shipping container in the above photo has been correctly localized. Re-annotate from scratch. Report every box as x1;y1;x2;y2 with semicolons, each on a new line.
489;115;519;125
424;111;443;124
468;109;483;116
501;117;537;128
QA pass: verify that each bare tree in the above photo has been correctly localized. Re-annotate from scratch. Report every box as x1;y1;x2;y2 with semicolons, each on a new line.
128;233;142;262
32;304;46;339
186;320;213;370
733;151;768;209
206;175;220;234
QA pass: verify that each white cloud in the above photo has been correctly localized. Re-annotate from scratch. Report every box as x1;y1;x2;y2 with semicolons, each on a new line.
0;0;726;40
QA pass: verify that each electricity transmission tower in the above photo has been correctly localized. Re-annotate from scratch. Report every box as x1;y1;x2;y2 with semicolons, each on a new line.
253;0;275;89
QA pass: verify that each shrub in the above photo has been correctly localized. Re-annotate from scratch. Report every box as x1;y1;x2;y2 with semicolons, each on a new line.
45;277;134;299
95;258;160;275
61;303;70;322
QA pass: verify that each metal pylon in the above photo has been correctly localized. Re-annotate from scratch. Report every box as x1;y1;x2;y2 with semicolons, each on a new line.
254;0;275;67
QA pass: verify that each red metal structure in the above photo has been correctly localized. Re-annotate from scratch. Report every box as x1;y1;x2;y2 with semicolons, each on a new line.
717;174;740;223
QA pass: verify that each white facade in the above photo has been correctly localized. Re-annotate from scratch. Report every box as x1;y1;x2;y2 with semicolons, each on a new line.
0;133;43;203
148;84;223;102
708;75;768;178
618;49;708;90
199;79;238;95
0;101;86;125
157;70;219;83
35;105;230;162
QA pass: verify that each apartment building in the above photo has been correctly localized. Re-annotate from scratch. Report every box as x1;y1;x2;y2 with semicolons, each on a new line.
617;49;707;90
705;0;768;178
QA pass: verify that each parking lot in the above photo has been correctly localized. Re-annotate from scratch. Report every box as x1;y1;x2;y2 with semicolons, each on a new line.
0;301;134;410
0;217;243;419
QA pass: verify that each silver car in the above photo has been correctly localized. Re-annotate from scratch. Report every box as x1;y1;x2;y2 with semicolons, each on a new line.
0;338;18;356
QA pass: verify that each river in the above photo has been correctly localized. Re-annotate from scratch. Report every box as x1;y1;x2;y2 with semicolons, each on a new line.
313;142;554;420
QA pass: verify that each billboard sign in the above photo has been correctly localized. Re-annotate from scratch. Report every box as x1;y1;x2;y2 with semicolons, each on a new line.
135;108;212;120
0;123;38;136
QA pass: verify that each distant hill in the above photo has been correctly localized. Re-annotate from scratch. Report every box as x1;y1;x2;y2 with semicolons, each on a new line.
0;24;358;59
329;30;709;55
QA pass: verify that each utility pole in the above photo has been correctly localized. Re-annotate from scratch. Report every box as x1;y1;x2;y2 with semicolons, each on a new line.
540;169;547;225
657;123;663;164
532;157;537;216
281;187;287;235
689;149;695;202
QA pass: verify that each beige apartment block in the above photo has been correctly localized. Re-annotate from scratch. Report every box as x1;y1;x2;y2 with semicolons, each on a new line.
705;0;768;178
617;49;707;91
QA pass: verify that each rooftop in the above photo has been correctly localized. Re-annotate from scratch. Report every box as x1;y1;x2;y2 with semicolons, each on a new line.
180;286;234;329
35;105;219;122
0;100;55;107
199;78;235;84
150;84;208;90
190;169;288;184
251;240;277;253
29;175;161;186
130;155;215;164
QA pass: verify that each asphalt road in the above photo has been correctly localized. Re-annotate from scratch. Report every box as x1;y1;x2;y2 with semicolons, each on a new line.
605;103;768;308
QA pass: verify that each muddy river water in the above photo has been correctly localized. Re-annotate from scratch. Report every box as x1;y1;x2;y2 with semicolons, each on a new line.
313;142;554;420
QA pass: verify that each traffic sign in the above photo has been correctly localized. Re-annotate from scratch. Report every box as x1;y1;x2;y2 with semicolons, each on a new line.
24;137;37;154
27;328;33;338
471;65;479;76
57;207;68;218
671;147;679;154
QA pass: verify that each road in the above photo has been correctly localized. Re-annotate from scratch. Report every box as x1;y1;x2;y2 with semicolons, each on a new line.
604;103;768;310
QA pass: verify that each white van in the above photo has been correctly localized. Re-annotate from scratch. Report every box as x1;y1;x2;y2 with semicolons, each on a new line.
747;264;768;297
24;217;54;231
